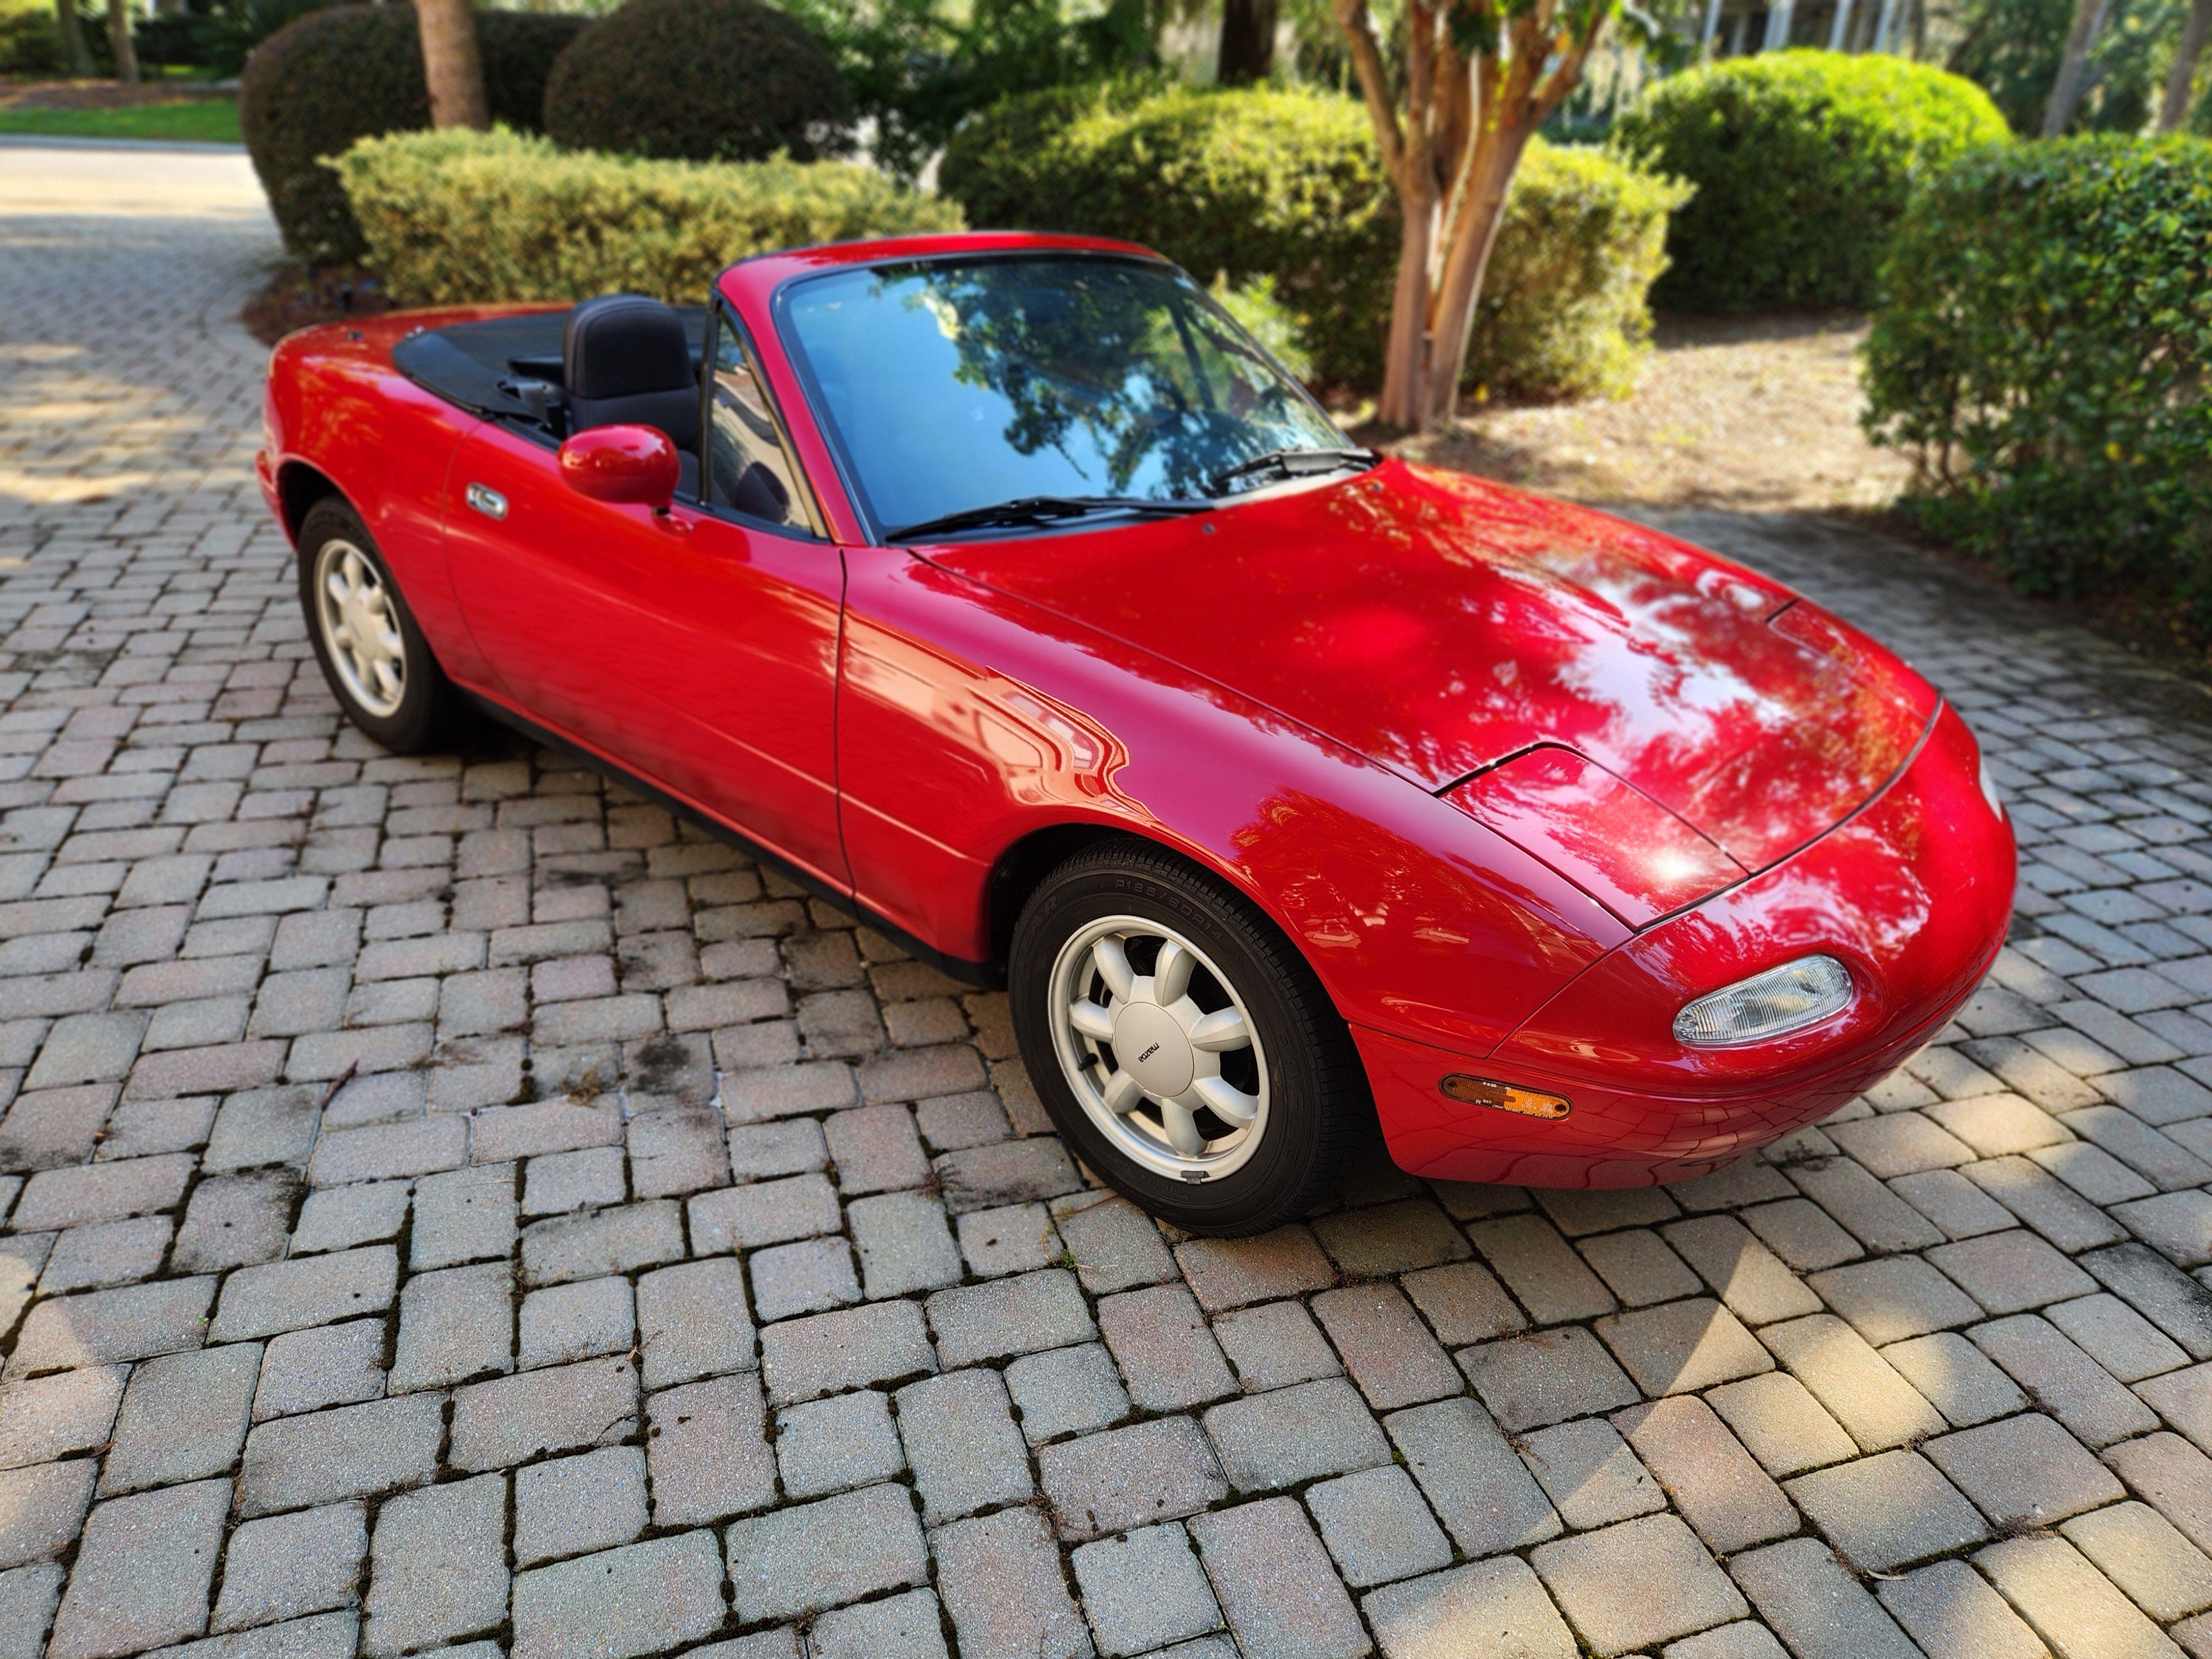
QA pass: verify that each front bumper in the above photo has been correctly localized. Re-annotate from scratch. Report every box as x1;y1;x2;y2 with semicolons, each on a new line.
1360;702;2016;1187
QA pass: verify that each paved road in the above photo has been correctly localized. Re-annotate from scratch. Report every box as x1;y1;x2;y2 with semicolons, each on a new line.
6;142;2212;1659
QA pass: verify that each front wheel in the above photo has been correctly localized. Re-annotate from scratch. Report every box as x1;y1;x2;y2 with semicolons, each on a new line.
1009;839;1371;1235
297;498;462;754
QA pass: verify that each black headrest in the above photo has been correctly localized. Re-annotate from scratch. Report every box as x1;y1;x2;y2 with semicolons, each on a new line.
564;295;694;401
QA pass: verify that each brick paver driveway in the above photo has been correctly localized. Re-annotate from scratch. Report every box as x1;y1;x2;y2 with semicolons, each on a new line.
7;142;2212;1659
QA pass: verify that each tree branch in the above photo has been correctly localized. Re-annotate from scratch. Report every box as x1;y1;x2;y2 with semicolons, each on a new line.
1433;39;1474;201
1331;0;1406;183
1533;32;1600;119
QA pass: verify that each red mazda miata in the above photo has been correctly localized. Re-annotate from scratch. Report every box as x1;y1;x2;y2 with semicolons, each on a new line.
257;232;2016;1234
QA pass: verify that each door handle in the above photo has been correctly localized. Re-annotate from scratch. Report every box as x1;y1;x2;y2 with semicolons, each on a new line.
466;483;508;521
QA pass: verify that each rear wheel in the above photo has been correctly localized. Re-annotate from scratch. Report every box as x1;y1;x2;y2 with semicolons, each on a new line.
297;498;462;754
1010;838;1370;1235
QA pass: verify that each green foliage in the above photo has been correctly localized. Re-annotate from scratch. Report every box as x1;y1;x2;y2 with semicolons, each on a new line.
1946;0;2186;135
0;2;108;75
542;0;854;164
938;80;1687;398
1611;50;2011;311
333;126;962;306
0;0;336;74
933;74;1163;227
0;9;66;74
1864;138;2212;634
941;82;1390;385
1472;140;1690;399
239;4;585;263
1212;273;1313;383
781;0;1158;182
137;0;344;75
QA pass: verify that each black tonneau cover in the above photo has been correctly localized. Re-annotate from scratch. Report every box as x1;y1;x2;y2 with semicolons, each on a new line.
390;306;707;424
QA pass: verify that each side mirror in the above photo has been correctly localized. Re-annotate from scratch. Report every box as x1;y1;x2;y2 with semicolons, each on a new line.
558;425;679;513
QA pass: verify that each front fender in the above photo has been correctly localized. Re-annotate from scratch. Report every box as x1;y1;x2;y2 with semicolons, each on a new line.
836;544;1628;1057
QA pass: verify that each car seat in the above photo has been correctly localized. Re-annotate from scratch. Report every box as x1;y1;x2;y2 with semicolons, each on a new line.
562;295;702;496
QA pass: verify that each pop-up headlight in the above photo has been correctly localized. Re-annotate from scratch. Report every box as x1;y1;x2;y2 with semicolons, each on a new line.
1673;955;1853;1048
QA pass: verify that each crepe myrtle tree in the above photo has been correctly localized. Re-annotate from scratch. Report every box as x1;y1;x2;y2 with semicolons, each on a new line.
416;0;491;129
1333;0;1674;430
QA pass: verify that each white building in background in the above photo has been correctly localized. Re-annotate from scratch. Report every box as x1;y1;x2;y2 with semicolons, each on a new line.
1699;0;1917;58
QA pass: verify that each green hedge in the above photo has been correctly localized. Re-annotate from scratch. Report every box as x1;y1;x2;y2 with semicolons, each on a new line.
544;0;854;164
1611;51;2010;311
938;81;1688;397
0;4;91;75
333;127;962;307
1864;138;2212;629
240;4;583;263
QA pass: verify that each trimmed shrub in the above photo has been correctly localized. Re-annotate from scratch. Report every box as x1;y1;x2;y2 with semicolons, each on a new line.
158;0;371;79
933;74;1165;227
239;4;584;263
1473;143;1689;400
0;7;70;75
1611;51;2010;312
543;0;854;164
0;1;111;75
333;127;962;306
1864;138;2212;630
938;81;1687;397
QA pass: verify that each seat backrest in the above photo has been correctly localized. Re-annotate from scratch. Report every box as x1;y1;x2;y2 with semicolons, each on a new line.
562;295;701;453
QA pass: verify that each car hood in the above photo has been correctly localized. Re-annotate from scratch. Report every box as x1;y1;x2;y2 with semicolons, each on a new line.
914;460;1937;875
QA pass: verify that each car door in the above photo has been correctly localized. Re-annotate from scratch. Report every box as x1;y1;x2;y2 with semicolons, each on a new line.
445;302;848;893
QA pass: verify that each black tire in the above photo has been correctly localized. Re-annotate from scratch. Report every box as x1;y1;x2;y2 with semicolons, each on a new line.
296;497;463;754
1010;838;1371;1235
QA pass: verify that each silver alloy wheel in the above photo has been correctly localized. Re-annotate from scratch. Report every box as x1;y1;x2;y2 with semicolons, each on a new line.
1046;915;1270;1181
314;538;406;720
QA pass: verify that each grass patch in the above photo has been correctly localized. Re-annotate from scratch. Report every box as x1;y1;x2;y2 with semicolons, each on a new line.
0;97;239;143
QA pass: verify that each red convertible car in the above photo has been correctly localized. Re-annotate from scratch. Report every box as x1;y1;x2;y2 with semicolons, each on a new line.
258;232;2015;1234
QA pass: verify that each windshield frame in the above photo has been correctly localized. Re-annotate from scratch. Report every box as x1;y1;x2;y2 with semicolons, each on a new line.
769;248;1349;547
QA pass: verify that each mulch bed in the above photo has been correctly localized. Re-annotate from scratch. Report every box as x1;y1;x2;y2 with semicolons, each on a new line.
241;265;393;346
1391;310;1914;516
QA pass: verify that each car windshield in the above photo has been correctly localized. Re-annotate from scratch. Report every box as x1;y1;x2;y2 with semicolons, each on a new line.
779;254;1352;536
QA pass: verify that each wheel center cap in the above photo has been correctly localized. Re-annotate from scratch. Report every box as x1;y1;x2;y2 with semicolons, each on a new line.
1114;1002;1193;1097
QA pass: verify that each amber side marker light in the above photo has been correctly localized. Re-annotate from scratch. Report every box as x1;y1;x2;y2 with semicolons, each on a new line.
1439;1075;1572;1120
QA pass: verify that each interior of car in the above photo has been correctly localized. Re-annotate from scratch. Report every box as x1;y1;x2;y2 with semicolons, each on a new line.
390;295;805;530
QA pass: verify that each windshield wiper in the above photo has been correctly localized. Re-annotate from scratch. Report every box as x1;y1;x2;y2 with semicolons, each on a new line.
1208;447;1379;494
887;495;1211;542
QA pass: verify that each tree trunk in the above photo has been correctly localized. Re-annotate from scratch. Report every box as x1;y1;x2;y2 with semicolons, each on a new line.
1376;186;1437;429
2043;0;2115;134
1217;0;1277;85
1421;133;1526;426
1342;0;1593;433
106;0;137;82
1375;128;1532;430
55;0;92;76
416;0;490;130
2160;0;2212;128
